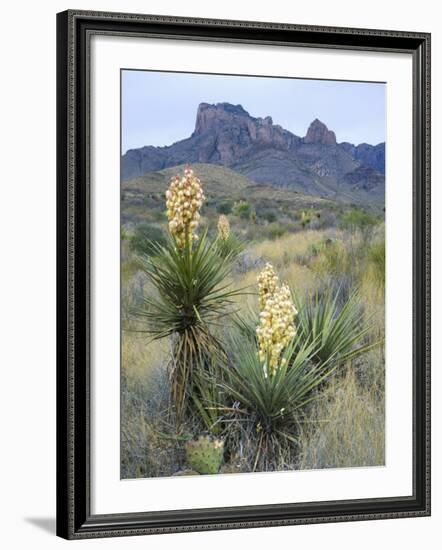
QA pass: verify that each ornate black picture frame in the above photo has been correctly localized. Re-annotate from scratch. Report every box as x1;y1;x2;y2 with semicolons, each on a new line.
56;9;430;540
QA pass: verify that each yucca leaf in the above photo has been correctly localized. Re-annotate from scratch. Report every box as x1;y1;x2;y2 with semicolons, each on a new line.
293;287;380;367
132;229;247;420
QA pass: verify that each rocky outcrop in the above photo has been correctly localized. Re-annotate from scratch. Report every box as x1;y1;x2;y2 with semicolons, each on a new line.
191;102;301;165
353;143;385;174
304;119;337;146
193;102;250;134
343;165;385;191
340;141;385;174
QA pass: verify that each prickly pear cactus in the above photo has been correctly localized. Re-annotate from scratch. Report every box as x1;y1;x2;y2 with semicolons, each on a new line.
185;435;224;474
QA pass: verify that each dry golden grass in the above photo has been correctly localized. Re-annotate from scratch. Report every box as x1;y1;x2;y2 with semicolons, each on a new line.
360;230;385;340
234;262;319;301
278;263;319;296
297;367;385;469
309;239;350;277
231;268;259;312
360;270;385;340
230;231;326;311
251;229;328;267
122;332;169;383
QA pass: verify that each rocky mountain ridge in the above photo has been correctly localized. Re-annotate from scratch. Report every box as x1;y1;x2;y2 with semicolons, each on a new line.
122;102;385;205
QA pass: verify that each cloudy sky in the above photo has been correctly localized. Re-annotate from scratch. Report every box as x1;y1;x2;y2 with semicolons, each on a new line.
122;69;385;154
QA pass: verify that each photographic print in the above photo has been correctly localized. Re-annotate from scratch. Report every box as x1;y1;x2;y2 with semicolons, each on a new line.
57;12;430;537
120;70;386;479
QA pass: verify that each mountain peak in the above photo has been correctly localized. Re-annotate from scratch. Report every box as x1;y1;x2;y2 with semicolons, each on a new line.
215;102;250;116
190;101;300;164
304;119;336;145
194;102;251;134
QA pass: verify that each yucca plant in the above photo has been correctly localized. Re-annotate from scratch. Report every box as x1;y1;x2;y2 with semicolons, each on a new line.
215;233;244;260
216;261;337;470
214;214;244;259
190;366;227;435
218;265;378;470
132;167;246;420
220;332;337;470
293;287;379;367
134;230;245;419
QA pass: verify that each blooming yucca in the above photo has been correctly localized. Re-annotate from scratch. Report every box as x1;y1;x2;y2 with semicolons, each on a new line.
217;215;230;241
257;262;280;310
256;264;297;376
136;166;245;420
165;167;205;248
214;214;243;260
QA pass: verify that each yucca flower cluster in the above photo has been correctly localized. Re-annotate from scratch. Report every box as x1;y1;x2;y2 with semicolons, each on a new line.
217;215;230;241
165;167;205;248
257;262;280;310
256;263;297;376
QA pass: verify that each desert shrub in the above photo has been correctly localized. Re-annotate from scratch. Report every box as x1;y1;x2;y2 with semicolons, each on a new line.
299;208;321;228
143;194;163;209
309;238;352;278
216;200;233;215
233;200;252;220
295;239;331;265
340;207;379;238
233;251;265;275
266;225;286;240
151;210;167;222
266;211;277;223
256;207;278;223
316;210;338;229
241;223;261;242
258;222;293;241
300;214;311;229
129;223;167;257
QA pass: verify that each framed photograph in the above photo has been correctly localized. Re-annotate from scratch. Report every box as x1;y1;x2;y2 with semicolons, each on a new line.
56;10;431;539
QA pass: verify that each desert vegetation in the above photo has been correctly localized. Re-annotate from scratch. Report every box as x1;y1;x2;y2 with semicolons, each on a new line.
121;165;385;478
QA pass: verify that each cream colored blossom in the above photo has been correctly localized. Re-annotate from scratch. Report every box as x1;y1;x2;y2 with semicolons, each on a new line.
217;215;230;241
257;262;280;310
256;265;297;376
165;167;205;248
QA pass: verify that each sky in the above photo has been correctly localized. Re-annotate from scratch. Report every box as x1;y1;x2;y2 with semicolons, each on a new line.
122;70;385;154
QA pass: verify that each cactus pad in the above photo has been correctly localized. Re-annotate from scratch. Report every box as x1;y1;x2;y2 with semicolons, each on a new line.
185;435;224;474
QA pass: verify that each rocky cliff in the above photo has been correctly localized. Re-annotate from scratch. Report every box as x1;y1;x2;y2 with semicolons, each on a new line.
122;102;385;204
304;118;337;146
